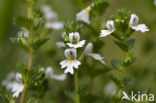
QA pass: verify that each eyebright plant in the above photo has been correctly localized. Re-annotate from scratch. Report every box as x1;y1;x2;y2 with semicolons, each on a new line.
0;0;151;103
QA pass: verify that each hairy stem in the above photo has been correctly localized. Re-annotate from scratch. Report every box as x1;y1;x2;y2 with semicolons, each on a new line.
20;5;34;103
74;70;80;103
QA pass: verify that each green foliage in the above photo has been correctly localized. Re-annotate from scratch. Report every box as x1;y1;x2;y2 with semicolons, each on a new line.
21;0;37;5
114;38;135;52
17;64;48;97
123;53;136;67
64;21;81;35
64;90;75;101
79;83;88;94
31;36;49;50
10;36;29;51
15;16;44;31
0;94;9;103
90;0;108;16
111;59;123;71
110;9;134;39
15;16;34;31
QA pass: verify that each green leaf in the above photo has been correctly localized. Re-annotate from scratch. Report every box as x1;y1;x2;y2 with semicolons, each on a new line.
31;36;49;50
90;0;108;16
111;59;123;70
114;38;135;52
15;16;34;30
64;21;81;35
64;90;75;101
123;53;136;66
0;94;9;103
79;83;88;94
10;37;29;51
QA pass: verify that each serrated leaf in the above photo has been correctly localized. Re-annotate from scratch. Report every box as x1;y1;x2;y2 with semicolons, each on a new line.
111;59;123;70
123;54;136;66
79;83;88;94
114;38;135;52
31;36;49;50
64;21;81;35
15;16;34;30
64;90;75;101
10;37;29;51
90;0;108;16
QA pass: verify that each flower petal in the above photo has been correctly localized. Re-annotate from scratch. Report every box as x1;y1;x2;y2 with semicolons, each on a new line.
88;53;105;64
100;30;113;37
60;60;68;68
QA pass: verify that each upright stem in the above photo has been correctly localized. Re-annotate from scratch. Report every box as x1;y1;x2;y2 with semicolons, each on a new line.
74;70;80;103
28;50;34;70
19;4;34;103
19;85;27;103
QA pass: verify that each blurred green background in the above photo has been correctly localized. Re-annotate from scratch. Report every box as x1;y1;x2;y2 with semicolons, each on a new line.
0;0;156;103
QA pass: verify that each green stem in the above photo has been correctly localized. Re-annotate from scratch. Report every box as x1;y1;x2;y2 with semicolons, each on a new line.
19;4;34;103
27;5;33;19
74;70;80;103
19;85;28;103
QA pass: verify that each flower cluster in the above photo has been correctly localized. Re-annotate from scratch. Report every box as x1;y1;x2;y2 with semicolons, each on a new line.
100;14;149;37
2;72;24;98
60;30;105;75
41;5;64;30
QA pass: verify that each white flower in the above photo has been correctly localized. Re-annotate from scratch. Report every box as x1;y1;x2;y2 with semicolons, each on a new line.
12;73;24;98
56;42;66;48
41;5;57;21
45;66;66;81
83;43;105;64
41;5;64;30
76;6;91;24
17;28;29;38
60;49;81;75
104;82;117;97
100;20;115;37
66;32;85;48
129;14;149;33
2;72;24;98
45;21;64;30
1;72;16;90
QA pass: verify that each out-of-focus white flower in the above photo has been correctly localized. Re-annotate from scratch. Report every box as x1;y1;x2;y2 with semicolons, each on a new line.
129;14;149;33
154;0;156;6
62;32;66;38
100;20;115;37
83;43;105;64
12;73;24;98
45;66;66;81
2;72;16;90
17;28;29;38
104;82;117;97
41;5;64;30
76;6;91;24
45;21;64;30
41;5;57;21
2;72;24;98
66;32;85;48
56;42;66;48
60;49;81;75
